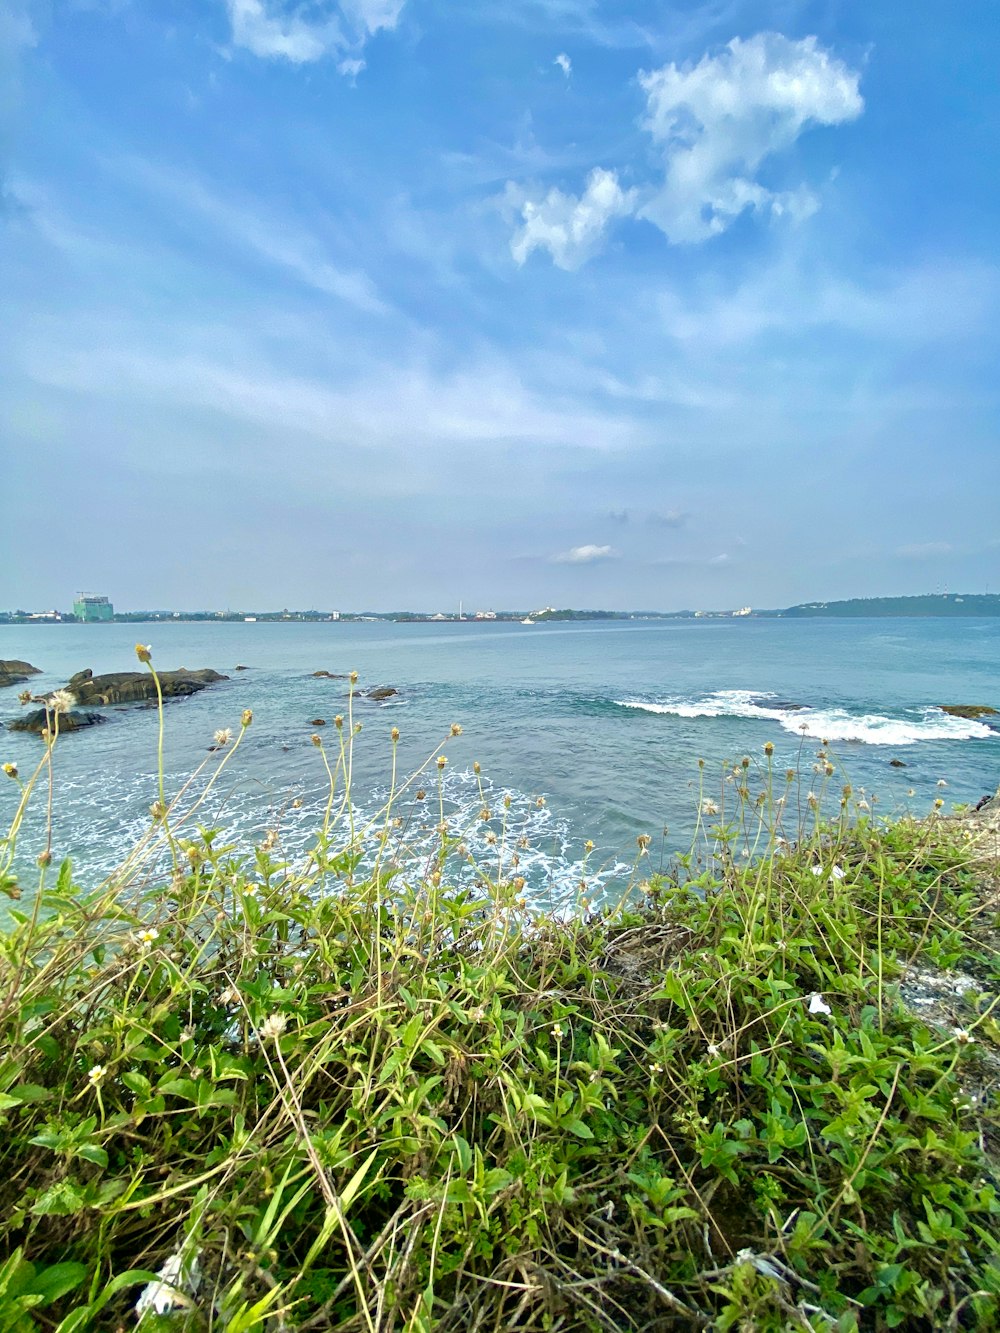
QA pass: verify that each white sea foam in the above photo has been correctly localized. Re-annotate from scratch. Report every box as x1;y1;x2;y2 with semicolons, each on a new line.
614;691;997;746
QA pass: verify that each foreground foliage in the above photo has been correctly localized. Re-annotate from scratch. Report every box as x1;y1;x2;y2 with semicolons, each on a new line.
1;662;998;1330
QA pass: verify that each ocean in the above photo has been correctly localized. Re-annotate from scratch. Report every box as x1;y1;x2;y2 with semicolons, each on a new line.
2;617;998;907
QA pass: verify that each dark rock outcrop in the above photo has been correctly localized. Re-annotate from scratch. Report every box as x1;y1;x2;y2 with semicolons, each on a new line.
66;668;228;706
310;718;327;726
366;686;398;702
0;660;41;688
312;670;348;679
10;709;105;735
889;759;907;768
939;704;998;719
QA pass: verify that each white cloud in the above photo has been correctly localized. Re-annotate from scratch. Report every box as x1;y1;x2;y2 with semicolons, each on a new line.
639;33;863;243
554;52;571;77
506;32;862;265
225;0;404;65
338;56;366;79
508;167;637;269
553;544;618;563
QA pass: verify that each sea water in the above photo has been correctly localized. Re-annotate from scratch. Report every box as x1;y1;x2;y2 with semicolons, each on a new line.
2;617;998;907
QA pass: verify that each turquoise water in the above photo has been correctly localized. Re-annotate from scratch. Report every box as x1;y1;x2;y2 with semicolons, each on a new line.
2;618;998;904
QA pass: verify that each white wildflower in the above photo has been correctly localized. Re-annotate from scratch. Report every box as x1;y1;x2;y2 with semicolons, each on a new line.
87;1064;107;1085
213;728;232;746
257;1013;288;1041
49;689;76;715
138;928;159;948
551;1023;564;1041
135;1250;201;1318
807;993;832;1016
218;985;240;1006
829;865;846;881
954;1028;975;1045
707;1043;720;1058
649;1061;664;1074
701;799;719;816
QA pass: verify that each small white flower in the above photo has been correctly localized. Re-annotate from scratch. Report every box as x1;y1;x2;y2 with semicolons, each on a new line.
87;1064;107;1085
551;1023;564;1041
649;1061;664;1074
707;1043;720;1058
954;1028;975;1045
829;865;845;881
258;1013;288;1041
807;993;832;1016
180;1027;195;1043
810;865;823;876
701;799;719;816
138;928;159;948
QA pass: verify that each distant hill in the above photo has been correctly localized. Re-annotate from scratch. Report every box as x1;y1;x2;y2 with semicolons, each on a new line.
779;594;1000;618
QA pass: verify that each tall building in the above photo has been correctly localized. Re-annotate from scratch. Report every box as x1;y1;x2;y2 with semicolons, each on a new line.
73;593;114;622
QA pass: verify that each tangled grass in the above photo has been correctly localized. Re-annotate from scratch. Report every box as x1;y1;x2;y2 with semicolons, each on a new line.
1;650;998;1331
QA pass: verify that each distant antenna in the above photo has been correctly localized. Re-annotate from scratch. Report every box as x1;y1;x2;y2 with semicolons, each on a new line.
459;600;463;621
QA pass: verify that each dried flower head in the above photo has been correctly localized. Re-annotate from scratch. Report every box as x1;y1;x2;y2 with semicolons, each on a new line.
258;1013;288;1041
334;714;344;728
241;709;253;728
473;760;481;774
349;670;359;684
536;796;546;808
390;726;400;742
437;755;447;769
2;762;17;779
415;788;426;801
311;733;322;747
637;833;652;853
584;839;594;853
214;728;232;746
37;849;52;867
18;689;32;705
764;741;774;756
701;799;719;816
49;689;76;714
135;643;152;663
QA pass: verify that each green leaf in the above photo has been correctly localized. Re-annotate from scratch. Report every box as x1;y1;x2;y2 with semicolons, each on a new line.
26;1263;87;1305
566;1119;594;1139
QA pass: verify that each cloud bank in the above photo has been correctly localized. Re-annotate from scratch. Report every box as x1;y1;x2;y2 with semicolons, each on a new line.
225;0;404;65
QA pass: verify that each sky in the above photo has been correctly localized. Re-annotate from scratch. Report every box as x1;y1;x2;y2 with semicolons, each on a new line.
2;0;998;613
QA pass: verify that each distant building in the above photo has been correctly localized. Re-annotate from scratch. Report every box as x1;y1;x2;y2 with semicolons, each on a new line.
73;593;114;622
474;610;497;620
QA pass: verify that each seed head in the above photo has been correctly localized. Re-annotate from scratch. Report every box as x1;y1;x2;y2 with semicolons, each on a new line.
258;1013;288;1042
701;799;719;816
764;741;774;756
2;762;17;779
311;733;322;747
37;849;52;867
415;789;426;801
637;833;652;853
135;643;152;663
150;800;167;821
473;761;481;774
349;670;359;685
390;726;400;742
49;689;76;714
334;714;344;729
450;722;462;737
214;728;232;746
241;709;253;728
536;796;546;808
18;689;32;705
437;755;447;769
584;839;594;853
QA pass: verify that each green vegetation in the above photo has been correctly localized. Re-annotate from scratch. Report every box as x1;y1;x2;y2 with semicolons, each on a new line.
780;594;1000;618
1;653;998;1330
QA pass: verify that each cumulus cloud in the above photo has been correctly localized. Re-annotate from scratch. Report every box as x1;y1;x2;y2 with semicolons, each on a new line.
554;52;571;77
639;33;863;243
508;167;637;269
506;32;862;264
225;0;404;65
553;543;618;563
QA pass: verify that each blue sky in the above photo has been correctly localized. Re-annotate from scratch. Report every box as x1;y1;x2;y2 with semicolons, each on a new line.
2;0;998;612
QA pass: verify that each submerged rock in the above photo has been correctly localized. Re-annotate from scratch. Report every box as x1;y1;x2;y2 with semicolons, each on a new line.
310;718;326;726
889;759;907;768
312;670;348;679
0;660;41;688
939;704;998;719
66;668;228;706
10;709;105;735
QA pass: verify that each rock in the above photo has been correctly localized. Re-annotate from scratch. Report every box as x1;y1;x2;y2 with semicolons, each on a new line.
68;668;93;688
68;668;228;706
889;759;907;767
367;686;398;702
312;670;348;678
939;704;998;719
234;664;250;671
10;709;105;735
310;718;326;726
0;660;41;688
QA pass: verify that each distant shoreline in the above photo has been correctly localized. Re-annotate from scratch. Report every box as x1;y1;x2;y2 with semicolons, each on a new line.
3;592;1000;626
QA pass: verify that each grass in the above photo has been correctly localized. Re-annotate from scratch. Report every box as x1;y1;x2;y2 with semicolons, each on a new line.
0;648;998;1331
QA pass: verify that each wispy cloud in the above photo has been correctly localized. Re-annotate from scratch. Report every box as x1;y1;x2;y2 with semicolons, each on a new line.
896;541;952;559
224;0;404;65
554;51;571;76
648;507;688;528
121;159;389;313
553;543;618;563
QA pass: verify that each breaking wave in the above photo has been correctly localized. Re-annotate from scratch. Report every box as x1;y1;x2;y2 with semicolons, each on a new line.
614;690;998;746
